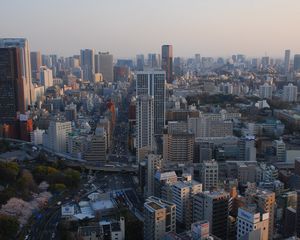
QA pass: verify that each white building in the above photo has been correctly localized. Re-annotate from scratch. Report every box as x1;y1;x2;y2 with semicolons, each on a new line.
43;120;72;153
172;174;202;228
40;66;53;90
272;139;286;162
237;206;269;240
238;136;256;162
259;83;273;99
136;95;154;162
30;128;45;145
136;70;166;135
146;154;162;197
282;83;297;102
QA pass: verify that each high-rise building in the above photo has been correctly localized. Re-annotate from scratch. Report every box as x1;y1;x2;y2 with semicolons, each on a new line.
42;120;72;153
84;127;107;164
282;83;298;102
163;132;194;164
136;95;154;161
284;50;291;73
0;48;25;123
294;54;300;72
200;160;219;191
148;53;161;68
136;70;166;135
259;83;273;99
161;45;173;83
245;188;275;240
80;49;95;81
144;196;176;240
194;191;230;239
145;154;162;197
237;206;269;240
95;52;113;82
172;175;202;228
0;38;33;106
136;54;145;71
238;136;256;161
272;139;286;162
39;66;53;90
30;51;42;80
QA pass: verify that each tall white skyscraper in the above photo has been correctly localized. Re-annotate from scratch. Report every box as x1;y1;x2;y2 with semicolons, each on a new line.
0;38;33;106
136;95;154;161
282;83;298;102
136;70;166;135
95;52;113;82
40;66;53;90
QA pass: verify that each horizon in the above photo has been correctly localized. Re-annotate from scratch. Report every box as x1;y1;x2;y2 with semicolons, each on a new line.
1;0;300;58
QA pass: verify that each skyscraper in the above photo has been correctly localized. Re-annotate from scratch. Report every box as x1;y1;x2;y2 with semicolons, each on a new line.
148;53;160;68
136;54;145;71
0;48;25;123
30;51;42;80
284;49;291;73
95;52;113;82
80;49;95;81
136;95;154;161
136;70;166;135
282;83;298;102
294;54;300;72
161;45;173;83
0;38;33;106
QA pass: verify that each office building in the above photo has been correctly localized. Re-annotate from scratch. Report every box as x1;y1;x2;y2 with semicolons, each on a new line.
237;206;269;240
136;95;154;162
136;54;145;71
65;103;77;122
95;52;113;82
136;70;166;135
282;83;297;102
148;53;160;68
144;196;176;240
154;171;177;199
30;51;42;80
161;45;173;83
172;175;202;228
238;136;256;161
245;188;275;240
194;191;230;239
191;220;210;240
163;132;194;164
0;48;27;123
146;154;162;197
259;83;272;99
84;127;107;164
0;38;33;106
80;49;95;81
284;49;291;73
272;139;286;162
200;160;219;191
294;54;300;72
42;120;72;153
40;66;53;90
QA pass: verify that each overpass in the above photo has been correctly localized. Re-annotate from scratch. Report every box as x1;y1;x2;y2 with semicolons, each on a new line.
0;137;138;174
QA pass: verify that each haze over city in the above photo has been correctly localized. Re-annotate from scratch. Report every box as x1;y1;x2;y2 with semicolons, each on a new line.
1;0;300;57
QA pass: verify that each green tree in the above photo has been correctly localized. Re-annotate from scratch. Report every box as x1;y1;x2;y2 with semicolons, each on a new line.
63;168;80;188
0;214;19;239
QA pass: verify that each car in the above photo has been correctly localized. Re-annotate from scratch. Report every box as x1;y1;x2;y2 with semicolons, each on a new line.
52;232;55;238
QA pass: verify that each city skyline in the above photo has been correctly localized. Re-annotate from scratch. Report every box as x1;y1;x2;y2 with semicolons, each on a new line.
1;0;300;58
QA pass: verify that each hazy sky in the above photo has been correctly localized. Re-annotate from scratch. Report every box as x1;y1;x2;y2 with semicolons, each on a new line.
1;0;300;58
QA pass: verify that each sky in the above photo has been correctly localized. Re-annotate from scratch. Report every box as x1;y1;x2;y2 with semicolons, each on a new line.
1;0;300;58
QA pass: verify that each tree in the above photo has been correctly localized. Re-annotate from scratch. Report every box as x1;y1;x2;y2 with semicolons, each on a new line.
63;169;80;188
0;214;19;239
